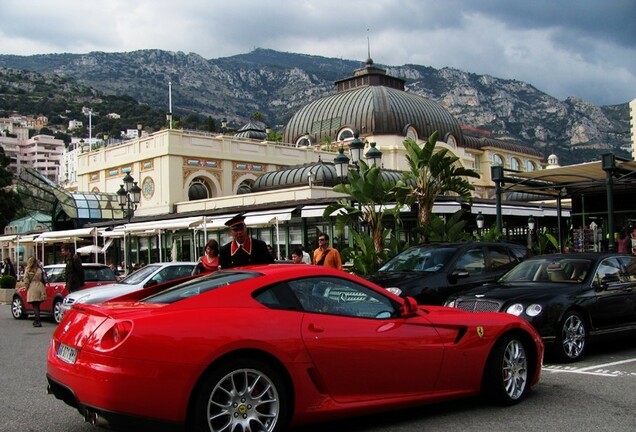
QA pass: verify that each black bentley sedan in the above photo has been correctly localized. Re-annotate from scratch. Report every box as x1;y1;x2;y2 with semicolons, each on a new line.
445;253;636;362
367;241;530;305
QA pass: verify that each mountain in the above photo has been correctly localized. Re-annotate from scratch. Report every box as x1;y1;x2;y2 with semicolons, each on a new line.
0;48;630;165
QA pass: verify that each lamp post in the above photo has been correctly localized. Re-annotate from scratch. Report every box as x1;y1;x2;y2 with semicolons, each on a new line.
348;131;365;171
117;173;141;272
137;123;143;139
333;147;350;182
221;118;227;134
476;211;485;238
365;142;382;167
528;215;536;250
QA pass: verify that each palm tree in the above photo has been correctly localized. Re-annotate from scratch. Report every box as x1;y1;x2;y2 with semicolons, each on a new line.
324;159;402;259
394;131;480;244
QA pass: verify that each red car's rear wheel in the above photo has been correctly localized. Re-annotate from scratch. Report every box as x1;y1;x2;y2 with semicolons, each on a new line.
193;359;289;432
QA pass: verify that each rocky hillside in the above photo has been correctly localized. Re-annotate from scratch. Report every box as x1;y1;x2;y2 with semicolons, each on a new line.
0;48;630;165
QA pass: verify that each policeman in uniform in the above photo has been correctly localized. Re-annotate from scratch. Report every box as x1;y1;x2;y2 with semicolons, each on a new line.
219;214;275;269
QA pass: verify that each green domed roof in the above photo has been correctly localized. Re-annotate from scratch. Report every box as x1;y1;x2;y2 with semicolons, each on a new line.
283;60;463;146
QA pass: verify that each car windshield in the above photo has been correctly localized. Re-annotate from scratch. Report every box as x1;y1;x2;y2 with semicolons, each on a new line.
142;271;259;304
499;257;593;284
379;247;457;272
118;265;161;285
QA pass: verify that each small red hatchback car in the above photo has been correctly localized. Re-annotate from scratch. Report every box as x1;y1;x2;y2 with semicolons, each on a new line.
11;263;117;324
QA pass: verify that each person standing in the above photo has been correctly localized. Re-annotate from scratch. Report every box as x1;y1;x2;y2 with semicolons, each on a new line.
617;232;631;253
312;233;343;270
60;243;85;293
23;257;47;327
193;239;220;275
219;214;275;269
300;245;312;264
3;257;16;278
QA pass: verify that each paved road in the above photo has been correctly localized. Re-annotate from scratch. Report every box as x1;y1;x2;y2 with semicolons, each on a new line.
1;304;634;432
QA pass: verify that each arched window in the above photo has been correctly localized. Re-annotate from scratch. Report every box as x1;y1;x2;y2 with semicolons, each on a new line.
526;160;536;172
295;132;312;147
188;178;211;201
237;179;254;195
510;157;520;171
337;128;354;142
492;154;504;167
406;126;418;142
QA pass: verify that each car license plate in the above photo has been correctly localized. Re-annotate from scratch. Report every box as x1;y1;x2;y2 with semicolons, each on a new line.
57;344;78;364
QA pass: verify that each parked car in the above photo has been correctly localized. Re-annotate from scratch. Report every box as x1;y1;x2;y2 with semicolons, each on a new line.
47;264;543;431
445;252;636;362
368;241;530;305
59;261;196;316
11;263;117;324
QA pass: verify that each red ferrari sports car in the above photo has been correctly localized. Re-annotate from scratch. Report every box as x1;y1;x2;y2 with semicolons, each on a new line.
47;264;543;431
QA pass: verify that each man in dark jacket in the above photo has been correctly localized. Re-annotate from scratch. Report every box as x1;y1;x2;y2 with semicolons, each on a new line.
219;214;275;269
60;243;85;293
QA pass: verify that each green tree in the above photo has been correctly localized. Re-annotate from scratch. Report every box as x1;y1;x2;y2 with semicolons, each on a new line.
394;131;480;244
0;147;22;232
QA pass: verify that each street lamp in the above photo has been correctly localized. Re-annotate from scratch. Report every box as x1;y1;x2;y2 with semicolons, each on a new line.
117;173;141;273
333;147;350;182
476;211;485;237
349;131;365;168
528;215;536;250
221;118;227;134
137;123;143;139
365;142;382;167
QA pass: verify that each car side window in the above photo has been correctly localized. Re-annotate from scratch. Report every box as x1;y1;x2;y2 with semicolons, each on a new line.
47;268;65;283
455;248;486;275
617;256;636;282
488;246;515;272
288;277;397;319
594;258;623;285
253;282;302;311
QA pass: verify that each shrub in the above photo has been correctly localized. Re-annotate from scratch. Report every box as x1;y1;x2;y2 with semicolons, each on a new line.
0;275;17;288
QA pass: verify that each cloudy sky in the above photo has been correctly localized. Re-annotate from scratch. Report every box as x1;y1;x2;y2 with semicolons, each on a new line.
1;0;634;106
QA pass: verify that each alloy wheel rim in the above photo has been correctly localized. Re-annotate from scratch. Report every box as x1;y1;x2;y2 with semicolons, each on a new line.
207;368;279;432
502;339;527;399
11;299;22;317
562;315;585;358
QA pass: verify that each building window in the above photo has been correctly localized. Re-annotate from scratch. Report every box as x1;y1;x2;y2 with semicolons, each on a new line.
337;128;354;142
510;157;520;171
526;160;536;172
188;178;211;201
493;154;504;167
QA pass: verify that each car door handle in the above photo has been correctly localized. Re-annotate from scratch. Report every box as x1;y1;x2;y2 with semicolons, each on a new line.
308;323;324;333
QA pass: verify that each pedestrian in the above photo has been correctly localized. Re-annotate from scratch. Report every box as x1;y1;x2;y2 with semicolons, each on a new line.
312;233;343;270
267;244;277;260
617;232;630;253
3;257;16;278
60;243;85;293
300;245;312;264
23;256;47;327
193;239;220;275
219;214;275;269
291;247;305;264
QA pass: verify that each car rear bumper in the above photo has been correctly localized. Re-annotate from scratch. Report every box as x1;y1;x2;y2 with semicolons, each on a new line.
47;339;192;424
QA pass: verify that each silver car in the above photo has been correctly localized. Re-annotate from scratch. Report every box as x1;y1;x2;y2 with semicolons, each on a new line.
60;262;196;316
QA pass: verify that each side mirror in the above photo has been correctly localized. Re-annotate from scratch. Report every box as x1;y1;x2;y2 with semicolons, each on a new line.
400;296;419;318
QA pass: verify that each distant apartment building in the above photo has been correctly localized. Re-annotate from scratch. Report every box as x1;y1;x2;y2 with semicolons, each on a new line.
0;114;48;133
68;119;83;130
0;131;65;182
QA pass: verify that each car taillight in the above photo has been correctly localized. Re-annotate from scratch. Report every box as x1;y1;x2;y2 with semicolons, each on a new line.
94;320;133;351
